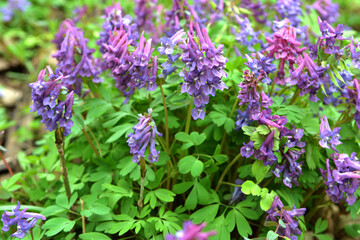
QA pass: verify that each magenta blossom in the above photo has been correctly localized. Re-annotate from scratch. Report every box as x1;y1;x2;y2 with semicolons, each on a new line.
166;221;216;240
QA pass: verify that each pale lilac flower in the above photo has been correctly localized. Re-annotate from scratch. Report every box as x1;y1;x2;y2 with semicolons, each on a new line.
319;116;342;152
127;109;162;163
1;202;46;239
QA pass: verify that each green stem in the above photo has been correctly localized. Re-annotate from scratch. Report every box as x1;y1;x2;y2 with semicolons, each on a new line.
81;128;100;157
138;157;146;212
185;100;193;134
215;153;242;192
289;87;300;105
220;98;239;153
269;79;276;96
159;84;169;151
80;199;86;234
55;128;72;220
87;126;102;156
30;229;34;240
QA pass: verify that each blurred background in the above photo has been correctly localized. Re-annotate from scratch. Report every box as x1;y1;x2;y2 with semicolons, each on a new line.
1;0;360;238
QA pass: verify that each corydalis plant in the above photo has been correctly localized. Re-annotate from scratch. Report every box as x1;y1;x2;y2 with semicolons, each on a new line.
53;19;102;94
320;153;360;205
127;109;162;163
97;3;138;54
1;202;46;239
265;196;306;239
179;22;228;120
102;28;158;103
29;66;75;136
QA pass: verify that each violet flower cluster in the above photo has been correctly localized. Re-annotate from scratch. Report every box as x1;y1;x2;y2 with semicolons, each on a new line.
232;16;264;52
1;202;46;239
265;25;306;84
158;30;186;79
265;196;306;240
30;66;75;136
179;22;228;120
347;79;360;129
127;109;162;163
237;69;272;117
164;0;190;37
241;109;306;188
276;0;302;27
134;0;159;42
312;0;339;24
314;17;346;59
97;3;138;55
166;221;216;240
319;115;342;152
101;27;158;103
291;53;326;102
192;0;224;26
240;0;267;24
53;19;102;94
245;52;277;84
323;70;352;106
1;0;30;22
320;152;360;205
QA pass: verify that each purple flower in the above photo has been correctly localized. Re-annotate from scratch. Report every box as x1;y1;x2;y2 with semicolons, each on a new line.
97;3;139;54
265;26;306;84
192;0;224;26
265;196;306;239
72;5;87;23
164;0;191;37
53;19;102;94
179;22;228;120
319;116;342;152
312;0;339;24
291;53;326;101
103;30;158;103
241;141;254;158
235;109;252;130
237;69;270;117
240;0;267;24
229;179;245;204
232;16;264;52
320;153;360;205
29;66;75;136
276;0;302;27
245;52;277;84
127;109;162;163
1;202;46;239
166;221;216;240
1;0;30;22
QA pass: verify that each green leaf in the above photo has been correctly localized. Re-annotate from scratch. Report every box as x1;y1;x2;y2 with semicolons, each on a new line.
79;233;111;240
191;204;219;224
257;125;271;135
154;189;175;202
315;218;328;234
225;210;236;232
260;191;276;211
266;230;279;240
241;180;255;195
235;211;252;237
43;217;76;236
328;69;341;89
315;234;333;240
242;126;256;136
175;132;192;143
252;160;270;184
191;160;204;177
224;118;235;133
185;186;197;210
209;111;227;126
190;132;206;146
55;194;69;209
173;182;194;194
106;123;134;143
178;156;197;174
